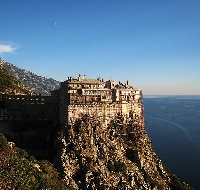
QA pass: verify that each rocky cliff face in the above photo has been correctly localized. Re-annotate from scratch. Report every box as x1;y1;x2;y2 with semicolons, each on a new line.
56;113;192;189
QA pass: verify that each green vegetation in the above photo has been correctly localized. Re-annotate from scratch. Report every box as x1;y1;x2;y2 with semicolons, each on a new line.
164;166;193;190
0;133;8;149
0;133;69;190
0;66;33;97
170;174;192;190
107;160;127;173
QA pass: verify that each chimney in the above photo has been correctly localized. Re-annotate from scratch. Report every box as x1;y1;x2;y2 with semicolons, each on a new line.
127;80;129;85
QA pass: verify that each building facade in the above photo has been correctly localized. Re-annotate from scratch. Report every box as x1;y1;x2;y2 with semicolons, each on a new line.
60;75;143;127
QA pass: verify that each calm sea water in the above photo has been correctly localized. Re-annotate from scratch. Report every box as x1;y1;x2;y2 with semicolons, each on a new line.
144;96;200;189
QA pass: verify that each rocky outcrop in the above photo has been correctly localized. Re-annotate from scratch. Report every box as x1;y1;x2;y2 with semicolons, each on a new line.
56;113;192;189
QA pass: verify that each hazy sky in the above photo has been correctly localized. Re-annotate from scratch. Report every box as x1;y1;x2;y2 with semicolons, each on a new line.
0;0;200;95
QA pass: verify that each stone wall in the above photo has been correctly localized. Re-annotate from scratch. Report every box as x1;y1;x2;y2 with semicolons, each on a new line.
1;94;59;121
67;100;143;127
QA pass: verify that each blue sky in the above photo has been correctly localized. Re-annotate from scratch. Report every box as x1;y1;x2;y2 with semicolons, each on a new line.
0;0;200;95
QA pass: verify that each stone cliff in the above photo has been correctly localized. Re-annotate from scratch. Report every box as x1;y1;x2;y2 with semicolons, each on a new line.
55;113;192;189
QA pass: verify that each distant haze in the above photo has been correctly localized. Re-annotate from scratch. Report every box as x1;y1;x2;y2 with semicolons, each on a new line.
141;83;200;95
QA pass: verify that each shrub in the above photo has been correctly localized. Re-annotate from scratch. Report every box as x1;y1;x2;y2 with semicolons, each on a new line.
0;133;8;149
17;148;29;158
114;160;127;173
107;160;126;173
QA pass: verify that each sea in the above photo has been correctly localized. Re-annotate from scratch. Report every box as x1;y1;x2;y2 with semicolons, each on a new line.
144;95;200;189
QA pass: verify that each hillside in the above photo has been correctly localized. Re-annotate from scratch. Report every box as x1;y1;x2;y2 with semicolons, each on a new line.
0;63;35;98
0;133;68;189
1;60;60;96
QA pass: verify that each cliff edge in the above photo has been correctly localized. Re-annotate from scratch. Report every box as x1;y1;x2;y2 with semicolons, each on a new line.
55;113;192;189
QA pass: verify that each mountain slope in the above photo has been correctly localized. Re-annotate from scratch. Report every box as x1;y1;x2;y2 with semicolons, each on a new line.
0;133;68;190
0;63;34;97
1;60;60;96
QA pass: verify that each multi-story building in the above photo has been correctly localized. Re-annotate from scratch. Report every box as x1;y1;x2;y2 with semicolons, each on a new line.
60;75;143;126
